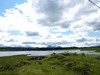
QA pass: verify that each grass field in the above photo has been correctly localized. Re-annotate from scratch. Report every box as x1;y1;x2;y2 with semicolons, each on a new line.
0;47;100;52
0;53;100;75
79;47;100;52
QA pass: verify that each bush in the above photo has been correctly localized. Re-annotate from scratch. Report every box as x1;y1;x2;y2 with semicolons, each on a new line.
60;58;71;62
74;64;91;75
64;62;91;75
64;62;76;70
14;61;31;67
62;52;71;56
73;53;78;56
0;64;14;71
57;55;65;60
50;62;62;65
95;55;100;60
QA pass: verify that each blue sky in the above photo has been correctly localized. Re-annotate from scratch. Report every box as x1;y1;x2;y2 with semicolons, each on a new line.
0;0;26;16
88;32;100;37
0;0;100;47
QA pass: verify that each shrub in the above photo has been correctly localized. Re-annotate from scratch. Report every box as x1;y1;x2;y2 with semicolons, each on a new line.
95;55;100;60
14;61;31;67
50;61;62;65
0;64;14;71
82;53;86;56
74;64;91;75
73;52;78;56
62;52;71;56
60;58;71;63
64;62;76;70
57;55;65;60
37;60;42;65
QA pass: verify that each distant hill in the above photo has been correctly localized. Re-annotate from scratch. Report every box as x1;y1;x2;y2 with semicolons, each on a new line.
0;46;99;51
0;46;79;51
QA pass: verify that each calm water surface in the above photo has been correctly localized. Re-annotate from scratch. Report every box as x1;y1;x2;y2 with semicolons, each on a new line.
0;50;100;57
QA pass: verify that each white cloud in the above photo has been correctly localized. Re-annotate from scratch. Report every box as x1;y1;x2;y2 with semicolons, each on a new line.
63;4;82;21
0;0;100;47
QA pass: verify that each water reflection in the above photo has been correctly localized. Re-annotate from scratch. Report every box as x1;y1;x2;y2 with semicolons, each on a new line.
0;50;100;57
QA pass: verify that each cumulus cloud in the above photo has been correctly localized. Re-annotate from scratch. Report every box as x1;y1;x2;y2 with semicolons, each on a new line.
0;0;100;47
33;0;74;28
25;31;39;36
22;42;37;44
76;38;88;42
86;17;100;31
6;39;15;42
35;0;65;22
41;41;70;46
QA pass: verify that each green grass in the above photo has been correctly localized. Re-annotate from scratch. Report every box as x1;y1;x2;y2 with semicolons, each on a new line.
79;47;100;52
0;53;100;75
0;47;100;52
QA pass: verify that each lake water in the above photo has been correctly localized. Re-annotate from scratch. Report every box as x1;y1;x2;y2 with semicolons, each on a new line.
0;50;100;57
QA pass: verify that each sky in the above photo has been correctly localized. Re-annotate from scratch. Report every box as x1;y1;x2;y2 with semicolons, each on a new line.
0;0;100;47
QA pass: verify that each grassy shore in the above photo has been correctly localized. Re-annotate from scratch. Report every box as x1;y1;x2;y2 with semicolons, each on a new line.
0;53;100;75
78;47;100;52
0;47;100;52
